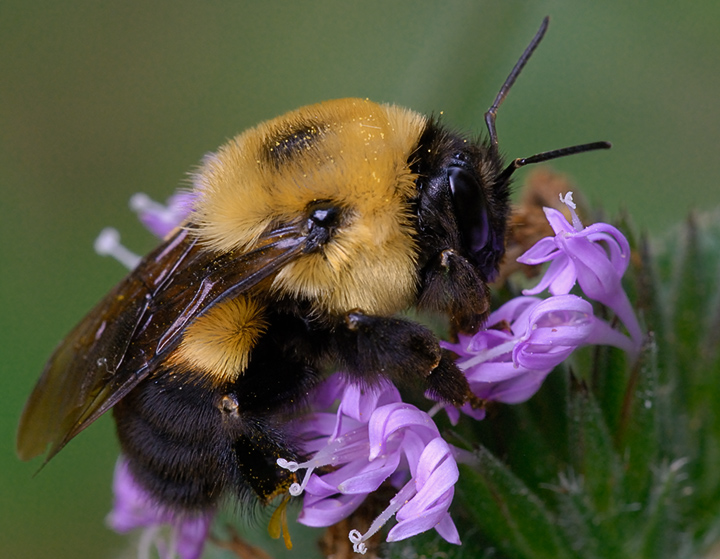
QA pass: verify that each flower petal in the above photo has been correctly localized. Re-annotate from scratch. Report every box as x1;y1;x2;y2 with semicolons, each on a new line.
516;236;561;264
300;492;369;527
483;371;548;404
433;513;461;545
106;457;213;559
367;404;439;460
174;516;213;559
387;490;455;542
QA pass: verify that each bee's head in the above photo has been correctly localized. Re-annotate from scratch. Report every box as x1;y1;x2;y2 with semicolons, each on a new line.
411;127;510;284
411;17;610;332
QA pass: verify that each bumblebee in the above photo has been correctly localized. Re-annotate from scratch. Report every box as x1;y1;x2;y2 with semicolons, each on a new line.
17;18;608;513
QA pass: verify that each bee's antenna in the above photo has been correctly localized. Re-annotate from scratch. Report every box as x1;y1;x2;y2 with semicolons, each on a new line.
485;16;550;155
485;17;611;183
496;141;612;185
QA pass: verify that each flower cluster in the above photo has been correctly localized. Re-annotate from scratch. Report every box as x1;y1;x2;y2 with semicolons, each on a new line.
438;192;642;424
518;193;642;347
100;189;641;557
278;375;460;553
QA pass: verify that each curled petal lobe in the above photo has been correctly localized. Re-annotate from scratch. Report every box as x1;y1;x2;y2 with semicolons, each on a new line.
483;372;547;404
368;403;439;460
433;513;462;545
300;492;369;527
516;235;563;264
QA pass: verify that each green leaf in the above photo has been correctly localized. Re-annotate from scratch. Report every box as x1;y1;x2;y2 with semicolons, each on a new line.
552;474;624;559
617;335;659;501
635;234;670;378
383;524;495;559
457;447;574;559
466;367;570;489
590;343;630;436
634;459;689;559
668;213;720;401
651;210;720;517
567;376;623;514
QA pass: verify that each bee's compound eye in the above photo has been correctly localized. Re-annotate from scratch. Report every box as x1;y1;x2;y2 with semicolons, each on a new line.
448;167;490;256
218;394;240;416
447;166;503;280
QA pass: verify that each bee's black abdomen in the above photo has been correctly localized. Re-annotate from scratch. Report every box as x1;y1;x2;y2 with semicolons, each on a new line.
114;377;234;509
114;311;325;510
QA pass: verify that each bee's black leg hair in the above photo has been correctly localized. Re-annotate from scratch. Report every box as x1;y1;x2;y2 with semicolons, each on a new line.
426;347;473;405
334;311;471;406
417;248;490;333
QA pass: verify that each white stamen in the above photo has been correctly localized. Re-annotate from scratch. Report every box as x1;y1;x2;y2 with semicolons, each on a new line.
456;339;517;370
559;191;584;231
137;525;160;559
278;428;372;497
94;227;141;269
288;482;304;496
427;402;445;418
348;479;417;554
166;526;178;559
559;191;576;209
277;458;312;495
349;530;367;555
129;192;166;215
276;458;299;472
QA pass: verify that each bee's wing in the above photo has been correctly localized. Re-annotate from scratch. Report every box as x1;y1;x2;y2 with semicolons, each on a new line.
16;228;199;462
17;223;306;463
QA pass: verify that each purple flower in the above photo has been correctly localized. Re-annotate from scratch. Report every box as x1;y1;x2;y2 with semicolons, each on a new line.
278;375;460;553
107;458;214;559
95;190;195;269
437;193;642;421
517;193;642;349
439;294;637;421
130;191;195;238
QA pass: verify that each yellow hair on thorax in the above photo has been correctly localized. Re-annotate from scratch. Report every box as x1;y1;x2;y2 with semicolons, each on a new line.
192;99;428;316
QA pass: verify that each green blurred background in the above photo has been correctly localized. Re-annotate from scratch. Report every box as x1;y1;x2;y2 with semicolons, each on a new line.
2;1;719;557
